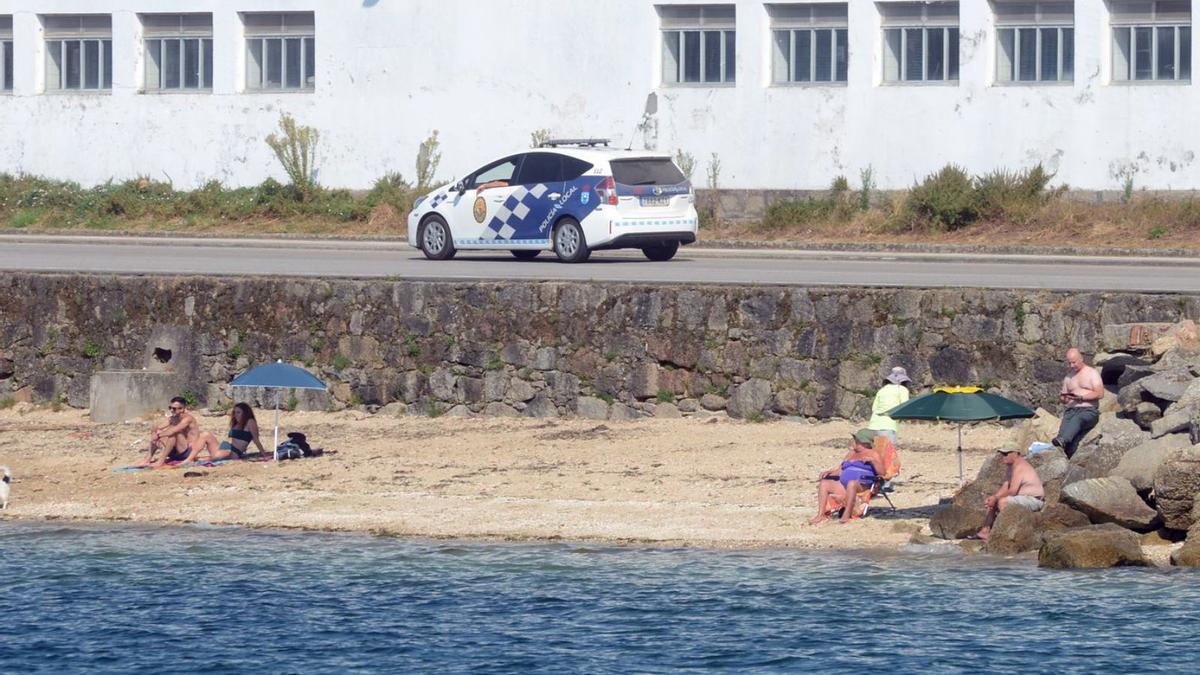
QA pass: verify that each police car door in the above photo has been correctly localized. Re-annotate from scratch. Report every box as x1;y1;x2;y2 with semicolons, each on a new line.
454;155;523;246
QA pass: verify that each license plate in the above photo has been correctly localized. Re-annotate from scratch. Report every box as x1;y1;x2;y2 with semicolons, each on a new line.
639;196;670;207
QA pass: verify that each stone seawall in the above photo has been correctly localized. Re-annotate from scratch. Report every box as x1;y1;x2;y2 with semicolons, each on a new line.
1;273;1197;419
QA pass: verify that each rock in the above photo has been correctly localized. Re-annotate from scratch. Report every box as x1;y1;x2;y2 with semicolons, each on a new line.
726;379;772;419
1150;406;1199;438
1138;369;1194;403
1065;414;1148;484
444;404;472;418
699;393;727;411
984;504;1043;555
609;403;640;421
1096;352;1151;385
574;396;610;421
523;396;558;418
1133;401;1163;428
1008;408;1060;452
1111;434;1192;491
628;363;659;400
1118;379;1149;415
378;401;408;418
1152;445;1200;530
677;398;699;413
508;378;536;402
1038;503;1091;534
654;402;682;418
1030;448;1069;483
1098;390;1120;414
1151;319;1200;358
483;402;520;417
1117;365;1156;389
1060;477;1160;531
1171;539;1200;566
1038;524;1150;569
930;454;1011;539
1140;528;1185;546
1102;322;1174;353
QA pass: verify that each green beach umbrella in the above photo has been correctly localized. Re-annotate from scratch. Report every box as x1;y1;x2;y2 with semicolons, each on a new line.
886;386;1035;485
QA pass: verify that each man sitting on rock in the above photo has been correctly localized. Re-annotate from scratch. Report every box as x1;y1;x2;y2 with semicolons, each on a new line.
1052;347;1104;458
975;445;1045;540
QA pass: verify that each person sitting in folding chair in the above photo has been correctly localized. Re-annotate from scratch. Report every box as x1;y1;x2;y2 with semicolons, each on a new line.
810;428;891;525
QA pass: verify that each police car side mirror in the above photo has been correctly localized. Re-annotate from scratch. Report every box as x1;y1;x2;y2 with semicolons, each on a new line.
453;180;467;193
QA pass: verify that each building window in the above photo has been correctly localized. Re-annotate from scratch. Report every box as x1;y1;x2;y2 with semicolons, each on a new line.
1111;0;1191;82
881;2;960;82
1;16;12;92
996;2;1074;83
659;5;736;85
143;14;213;91
770;4;849;84
44;15;112;92
244;12;315;91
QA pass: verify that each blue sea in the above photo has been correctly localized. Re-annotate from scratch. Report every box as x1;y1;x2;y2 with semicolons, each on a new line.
1;521;1196;674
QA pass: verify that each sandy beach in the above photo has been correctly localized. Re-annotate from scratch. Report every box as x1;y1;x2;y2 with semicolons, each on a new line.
0;405;1013;549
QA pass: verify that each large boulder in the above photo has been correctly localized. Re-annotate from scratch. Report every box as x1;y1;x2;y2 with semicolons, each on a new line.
1038;524;1150;569
1171;538;1200;567
1030;448;1069;483
1150;407;1199;438
1096;353;1152;386
1133;401;1163;429
1138;369;1194;404
1112;434;1193;492
1060;477;1160;531
929;454;1010;539
1151;320;1200;358
1065;415;1149;484
1152;445;1200;530
726;379;772;419
1039;502;1092;534
1008;408;1060;453
984;505;1043;555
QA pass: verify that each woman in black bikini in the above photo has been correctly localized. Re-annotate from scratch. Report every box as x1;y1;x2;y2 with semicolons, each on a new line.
201;403;265;461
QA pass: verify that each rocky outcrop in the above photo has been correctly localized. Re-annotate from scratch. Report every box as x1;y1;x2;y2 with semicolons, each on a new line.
929;454;1009;539
1064;415;1148;485
1060;477;1160;531
1038;524;1150;569
984;502;1090;555
1111;434;1192;492
1152;446;1200;531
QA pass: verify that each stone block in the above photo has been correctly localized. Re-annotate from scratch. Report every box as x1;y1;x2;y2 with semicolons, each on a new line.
610;403;640;421
1153;445;1200;530
726;379;772;419
1038;524;1150;569
575;397;610;420
1112;433;1192;491
483;402;520;417
1060;477;1160;531
700;393;727;411
89;370;184;423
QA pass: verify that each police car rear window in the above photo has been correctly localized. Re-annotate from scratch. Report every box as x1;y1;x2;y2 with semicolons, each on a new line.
610;159;686;186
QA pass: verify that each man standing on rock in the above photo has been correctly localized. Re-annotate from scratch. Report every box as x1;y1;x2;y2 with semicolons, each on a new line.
975;445;1045;541
1052;347;1104;458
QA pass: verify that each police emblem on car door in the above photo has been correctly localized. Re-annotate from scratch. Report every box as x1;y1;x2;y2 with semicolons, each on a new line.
450;155;522;243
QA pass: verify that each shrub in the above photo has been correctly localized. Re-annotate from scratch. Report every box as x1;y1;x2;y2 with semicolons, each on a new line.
901;164;979;231
415;130;441;191
674;150;696;181
761;198;836;229
265;113;320;201
974;164;1056;222
530;128;551;148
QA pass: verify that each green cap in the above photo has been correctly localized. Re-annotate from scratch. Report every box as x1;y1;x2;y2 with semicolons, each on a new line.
853;428;877;445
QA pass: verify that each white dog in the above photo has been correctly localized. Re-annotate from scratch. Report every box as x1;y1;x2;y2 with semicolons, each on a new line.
0;466;10;509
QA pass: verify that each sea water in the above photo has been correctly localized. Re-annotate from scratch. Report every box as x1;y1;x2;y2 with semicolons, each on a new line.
0;521;1196;674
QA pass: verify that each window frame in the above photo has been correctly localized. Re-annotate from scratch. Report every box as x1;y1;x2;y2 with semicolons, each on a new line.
143;14;214;93
660;5;737;86
0;17;11;93
995;2;1075;84
243;12;316;92
1110;1;1191;84
881;2;960;84
43;15;113;93
769;4;849;86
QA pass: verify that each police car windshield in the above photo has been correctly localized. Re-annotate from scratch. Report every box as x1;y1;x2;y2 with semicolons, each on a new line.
610;159;686;186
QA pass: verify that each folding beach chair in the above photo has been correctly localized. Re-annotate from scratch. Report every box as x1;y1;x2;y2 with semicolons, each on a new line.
826;435;902;519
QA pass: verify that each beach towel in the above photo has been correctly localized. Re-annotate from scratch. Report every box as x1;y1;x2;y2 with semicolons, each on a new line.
111;456;272;473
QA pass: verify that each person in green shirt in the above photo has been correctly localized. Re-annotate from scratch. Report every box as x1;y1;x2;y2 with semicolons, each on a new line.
868;366;911;444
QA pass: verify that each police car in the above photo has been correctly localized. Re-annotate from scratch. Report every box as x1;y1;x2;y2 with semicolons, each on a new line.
406;139;698;263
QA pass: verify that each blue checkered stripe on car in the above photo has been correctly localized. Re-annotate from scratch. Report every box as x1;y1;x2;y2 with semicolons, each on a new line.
480;184;548;241
614;217;698;228
428;191;449;209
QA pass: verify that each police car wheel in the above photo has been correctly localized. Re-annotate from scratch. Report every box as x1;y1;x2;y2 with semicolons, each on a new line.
511;250;540;260
553;218;590;263
641;241;680;262
419;216;456;260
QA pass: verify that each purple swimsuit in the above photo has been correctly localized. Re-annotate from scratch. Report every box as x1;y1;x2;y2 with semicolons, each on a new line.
839;460;877;489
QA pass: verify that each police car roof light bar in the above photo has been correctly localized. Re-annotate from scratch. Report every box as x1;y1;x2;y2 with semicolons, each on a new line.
539;138;611;148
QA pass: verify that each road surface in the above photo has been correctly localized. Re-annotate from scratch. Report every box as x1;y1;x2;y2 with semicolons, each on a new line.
0;235;1197;292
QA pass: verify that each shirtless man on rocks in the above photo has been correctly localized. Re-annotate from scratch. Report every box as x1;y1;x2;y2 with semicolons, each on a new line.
146;396;204;466
976;445;1045;540
1053;347;1104;458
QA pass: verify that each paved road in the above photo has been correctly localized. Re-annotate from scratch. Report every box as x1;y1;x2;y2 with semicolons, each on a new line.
1;235;1198;292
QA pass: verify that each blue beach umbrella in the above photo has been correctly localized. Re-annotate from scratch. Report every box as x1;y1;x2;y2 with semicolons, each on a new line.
230;360;327;458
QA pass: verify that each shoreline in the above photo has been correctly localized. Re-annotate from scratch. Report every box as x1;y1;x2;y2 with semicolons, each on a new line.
0;406;998;551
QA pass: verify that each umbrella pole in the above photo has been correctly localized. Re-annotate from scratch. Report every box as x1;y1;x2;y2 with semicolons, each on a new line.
958;424;964;486
274;390;280;461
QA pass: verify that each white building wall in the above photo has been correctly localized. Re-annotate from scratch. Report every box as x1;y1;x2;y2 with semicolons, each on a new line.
0;0;1196;191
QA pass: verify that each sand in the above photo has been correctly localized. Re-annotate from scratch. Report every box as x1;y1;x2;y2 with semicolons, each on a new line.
0;405;1014;549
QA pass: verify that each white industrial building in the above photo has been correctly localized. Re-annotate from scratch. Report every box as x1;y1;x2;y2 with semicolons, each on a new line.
0;0;1195;192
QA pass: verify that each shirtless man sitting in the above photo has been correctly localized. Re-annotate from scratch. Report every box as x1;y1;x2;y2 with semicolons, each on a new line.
1052;347;1104;458
975;445;1045;540
146;397;205;466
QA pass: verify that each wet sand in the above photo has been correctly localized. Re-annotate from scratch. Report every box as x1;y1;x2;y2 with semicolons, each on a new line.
0;406;1011;549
